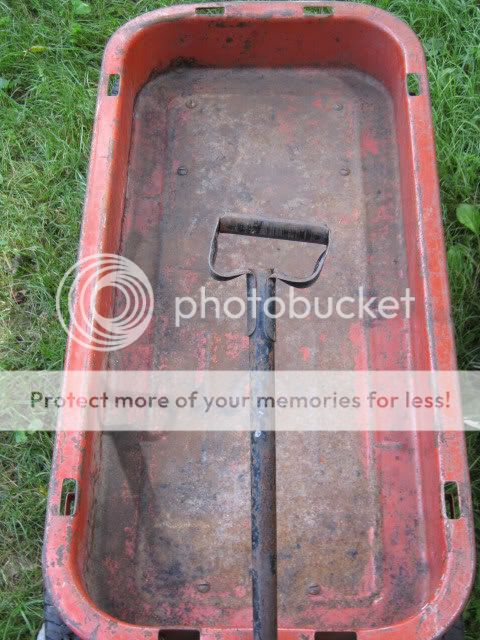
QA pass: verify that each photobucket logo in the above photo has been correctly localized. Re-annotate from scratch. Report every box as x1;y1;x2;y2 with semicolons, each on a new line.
56;253;154;352
175;287;415;326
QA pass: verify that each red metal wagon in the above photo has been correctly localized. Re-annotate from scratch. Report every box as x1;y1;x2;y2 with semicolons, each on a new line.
43;3;475;639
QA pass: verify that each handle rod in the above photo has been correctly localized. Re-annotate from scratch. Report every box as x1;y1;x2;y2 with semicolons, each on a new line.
248;270;277;640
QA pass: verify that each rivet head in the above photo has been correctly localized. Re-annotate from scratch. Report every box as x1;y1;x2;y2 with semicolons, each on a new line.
186;99;197;109
334;103;344;111
197;582;210;593
177;166;188;176
307;584;320;595
340;168;350;176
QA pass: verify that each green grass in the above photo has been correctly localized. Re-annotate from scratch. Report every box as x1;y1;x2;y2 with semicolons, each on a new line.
0;0;479;638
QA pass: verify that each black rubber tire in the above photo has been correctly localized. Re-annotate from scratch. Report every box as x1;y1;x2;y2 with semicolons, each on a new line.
442;617;465;640
44;590;79;640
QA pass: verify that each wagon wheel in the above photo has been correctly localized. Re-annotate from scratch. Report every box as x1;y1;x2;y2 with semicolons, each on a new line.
43;589;80;640
442;617;465;639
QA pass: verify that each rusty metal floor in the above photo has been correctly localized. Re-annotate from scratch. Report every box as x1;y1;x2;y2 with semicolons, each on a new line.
84;67;429;630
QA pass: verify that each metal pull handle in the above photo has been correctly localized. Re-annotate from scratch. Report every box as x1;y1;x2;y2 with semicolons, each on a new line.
208;215;331;640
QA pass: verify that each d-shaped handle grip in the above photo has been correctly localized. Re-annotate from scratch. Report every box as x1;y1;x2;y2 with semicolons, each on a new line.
209;215;330;288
